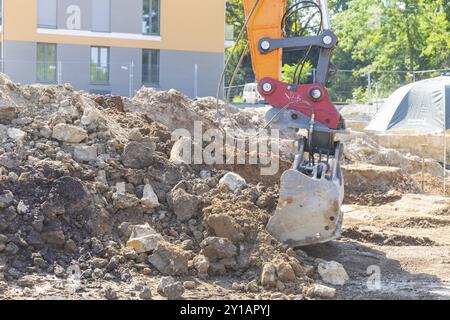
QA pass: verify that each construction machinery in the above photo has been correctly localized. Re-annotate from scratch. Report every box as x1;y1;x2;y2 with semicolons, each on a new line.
239;0;347;247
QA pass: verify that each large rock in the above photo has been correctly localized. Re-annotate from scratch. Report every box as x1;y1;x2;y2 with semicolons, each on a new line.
148;242;189;276
73;145;98;162
200;237;237;259
52;123;88;143
158;277;185;300
314;284;336;299
121;141;154;169
7;128;26;141
0;98;18;123
205;214;244;243
193;254;210;274
0;190;14;209
126;223;165;253
219;172;246;191
261;262;277;288
141;184;160;209
112;192;139;209
275;261;296;282
317;260;349;286
0;152;21;169
81;105;103;127
167;188;201;222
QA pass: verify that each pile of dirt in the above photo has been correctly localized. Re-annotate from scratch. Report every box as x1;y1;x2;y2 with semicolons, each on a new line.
1;72;447;299
128;87;266;134
341;131;443;177
0;74;333;300
342;163;419;205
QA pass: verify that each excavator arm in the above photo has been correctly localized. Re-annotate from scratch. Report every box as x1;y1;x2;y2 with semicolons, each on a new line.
243;0;343;132
241;0;347;247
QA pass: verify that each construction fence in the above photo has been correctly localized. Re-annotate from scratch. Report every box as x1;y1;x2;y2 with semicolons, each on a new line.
226;68;450;106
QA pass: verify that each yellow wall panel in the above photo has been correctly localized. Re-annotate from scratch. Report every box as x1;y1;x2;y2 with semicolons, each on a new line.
1;0;225;53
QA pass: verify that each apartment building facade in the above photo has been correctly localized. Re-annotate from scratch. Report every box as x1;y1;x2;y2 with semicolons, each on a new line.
0;0;226;97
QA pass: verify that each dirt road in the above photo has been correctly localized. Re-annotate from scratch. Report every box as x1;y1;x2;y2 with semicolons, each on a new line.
304;194;450;300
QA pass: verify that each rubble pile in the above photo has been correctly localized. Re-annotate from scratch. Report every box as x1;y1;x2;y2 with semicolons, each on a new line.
0;73;445;299
0;74;336;300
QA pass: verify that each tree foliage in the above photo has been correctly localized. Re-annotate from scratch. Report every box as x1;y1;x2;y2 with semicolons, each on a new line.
225;0;450;102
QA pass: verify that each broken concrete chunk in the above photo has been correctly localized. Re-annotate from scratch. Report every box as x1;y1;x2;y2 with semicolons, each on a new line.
0;190;14;209
141;184;160;209
126;223;164;253
0;152;21;169
317;260;349;286
167;188;201;222
0;98;18;123
206;214;244;243
158;276;185;300
112;192;139;209
148;241;189;276
193;254;210;274
52;123;88;143
313;284;336;299
7;128;26;141
200;237;237;259
115;182;126;194
17;201;29;214
275;261;296;282
261;262;277;288
73;145;98;162
121;141;154;169
81;106;103;127
219;172;246;191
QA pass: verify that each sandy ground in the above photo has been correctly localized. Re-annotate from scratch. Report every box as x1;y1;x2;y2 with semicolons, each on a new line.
305;193;450;300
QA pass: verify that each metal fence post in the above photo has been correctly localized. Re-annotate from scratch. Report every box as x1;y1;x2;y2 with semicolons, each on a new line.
368;71;372;104
129;61;134;98
57;61;62;85
194;63;199;98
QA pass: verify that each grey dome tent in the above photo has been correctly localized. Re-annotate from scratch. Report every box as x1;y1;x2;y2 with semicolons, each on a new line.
366;76;450;133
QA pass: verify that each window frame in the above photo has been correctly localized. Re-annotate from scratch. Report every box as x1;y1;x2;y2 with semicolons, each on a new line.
37;0;58;29
36;42;57;84
142;49;160;86
91;0;111;33
142;0;161;36
0;0;3;27
90;46;110;85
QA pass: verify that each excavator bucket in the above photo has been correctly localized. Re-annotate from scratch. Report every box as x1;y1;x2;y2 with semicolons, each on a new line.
266;165;344;247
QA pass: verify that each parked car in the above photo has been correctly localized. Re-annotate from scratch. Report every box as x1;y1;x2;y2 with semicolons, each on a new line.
242;83;266;104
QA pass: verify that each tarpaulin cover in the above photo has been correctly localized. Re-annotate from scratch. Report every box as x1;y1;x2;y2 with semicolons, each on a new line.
366;76;450;132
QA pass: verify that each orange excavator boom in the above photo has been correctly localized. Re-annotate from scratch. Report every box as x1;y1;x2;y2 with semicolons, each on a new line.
243;0;286;81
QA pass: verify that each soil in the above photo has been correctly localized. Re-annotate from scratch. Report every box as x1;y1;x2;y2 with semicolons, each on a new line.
1;73;450;300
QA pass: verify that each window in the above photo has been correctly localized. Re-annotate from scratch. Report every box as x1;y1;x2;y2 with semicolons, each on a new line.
142;49;160;85
37;43;57;83
91;47;110;84
92;0;110;32
142;0;160;35
38;0;57;28
0;0;3;26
